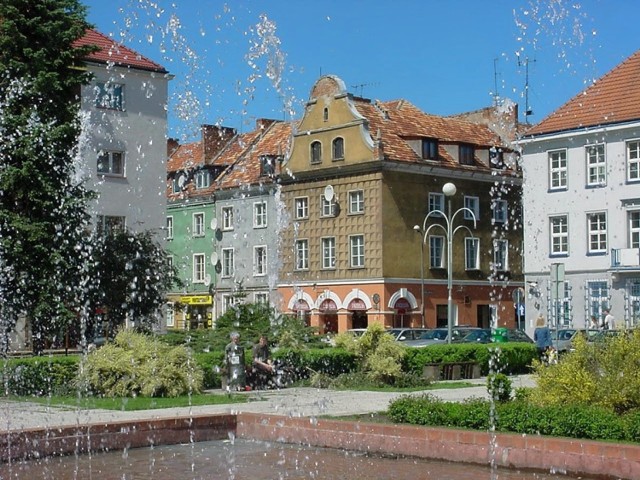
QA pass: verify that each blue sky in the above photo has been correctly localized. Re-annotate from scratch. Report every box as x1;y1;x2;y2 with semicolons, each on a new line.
83;0;639;140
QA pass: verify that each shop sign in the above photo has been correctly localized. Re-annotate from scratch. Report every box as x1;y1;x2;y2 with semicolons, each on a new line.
347;298;367;310
180;295;213;305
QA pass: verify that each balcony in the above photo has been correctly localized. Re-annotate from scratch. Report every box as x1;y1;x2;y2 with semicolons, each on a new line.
611;248;640;270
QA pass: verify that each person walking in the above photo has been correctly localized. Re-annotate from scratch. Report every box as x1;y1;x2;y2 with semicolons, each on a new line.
602;309;616;330
533;314;553;363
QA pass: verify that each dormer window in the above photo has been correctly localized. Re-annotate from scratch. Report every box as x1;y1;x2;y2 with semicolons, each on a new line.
195;170;211;189
260;155;278;177
490;147;505;169
310;141;322;164
422;138;438;160
332;137;344;160
459;144;475;165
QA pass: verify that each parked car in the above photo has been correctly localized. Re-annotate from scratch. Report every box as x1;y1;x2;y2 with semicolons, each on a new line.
403;326;481;347
549;328;601;352
386;328;431;342
453;328;534;345
345;328;367;337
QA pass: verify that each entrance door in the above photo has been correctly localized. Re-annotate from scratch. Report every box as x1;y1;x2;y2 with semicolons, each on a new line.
322;314;338;334
477;305;491;328
351;311;368;329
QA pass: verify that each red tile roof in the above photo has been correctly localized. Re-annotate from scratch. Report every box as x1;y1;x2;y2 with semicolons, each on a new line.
74;29;167;73
525;49;640;136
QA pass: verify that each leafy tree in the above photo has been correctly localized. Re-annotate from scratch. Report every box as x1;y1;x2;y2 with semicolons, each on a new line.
0;1;97;354
89;230;182;337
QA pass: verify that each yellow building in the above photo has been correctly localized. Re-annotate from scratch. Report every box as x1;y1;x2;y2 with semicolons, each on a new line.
277;75;523;333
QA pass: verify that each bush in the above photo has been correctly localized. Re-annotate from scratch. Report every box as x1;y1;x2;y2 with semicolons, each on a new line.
487;373;512;402
78;330;203;397
1;356;80;396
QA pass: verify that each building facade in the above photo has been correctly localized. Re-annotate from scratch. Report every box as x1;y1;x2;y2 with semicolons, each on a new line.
520;49;640;332
277;75;524;334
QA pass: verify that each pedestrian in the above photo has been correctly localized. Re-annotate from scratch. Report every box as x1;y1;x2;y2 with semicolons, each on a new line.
602;309;616;330
223;331;246;391
251;334;274;388
589;315;599;330
533;314;553;363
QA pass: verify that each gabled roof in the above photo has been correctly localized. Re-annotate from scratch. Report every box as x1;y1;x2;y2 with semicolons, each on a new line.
525;49;640;136
74;29;168;73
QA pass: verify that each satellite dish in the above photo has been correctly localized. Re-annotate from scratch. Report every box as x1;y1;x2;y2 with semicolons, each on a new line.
324;185;334;202
210;252;218;266
177;173;186;188
210;218;217;230
204;274;211;287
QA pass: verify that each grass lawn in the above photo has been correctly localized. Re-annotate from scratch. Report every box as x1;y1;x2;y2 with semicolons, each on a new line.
10;392;248;411
328;381;476;392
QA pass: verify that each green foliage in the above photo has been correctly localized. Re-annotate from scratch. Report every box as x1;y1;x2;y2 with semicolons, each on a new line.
275;347;358;378
1;355;80;396
0;0;97;354
89;230;182;337
192;351;225;389
530;330;640;413
387;394;640;442
487;373;512;402
402;343;537;376
78;330;203;397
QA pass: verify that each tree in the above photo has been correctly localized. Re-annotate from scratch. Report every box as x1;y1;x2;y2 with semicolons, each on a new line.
89;230;182;337
0;1;97;354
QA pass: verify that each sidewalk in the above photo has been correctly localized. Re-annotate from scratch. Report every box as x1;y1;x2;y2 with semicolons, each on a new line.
0;375;536;433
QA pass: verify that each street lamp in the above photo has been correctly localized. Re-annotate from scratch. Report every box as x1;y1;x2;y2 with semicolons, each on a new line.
417;183;477;344
413;224;425;328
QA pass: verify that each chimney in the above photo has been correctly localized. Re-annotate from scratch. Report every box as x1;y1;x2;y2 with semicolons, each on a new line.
202;125;236;161
167;138;179;158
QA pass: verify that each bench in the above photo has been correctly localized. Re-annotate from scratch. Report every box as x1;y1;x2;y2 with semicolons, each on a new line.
422;361;481;381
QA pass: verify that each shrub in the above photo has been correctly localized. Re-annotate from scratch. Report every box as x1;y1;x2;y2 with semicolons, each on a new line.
78;329;203;397
487;373;512;403
1;356;80;396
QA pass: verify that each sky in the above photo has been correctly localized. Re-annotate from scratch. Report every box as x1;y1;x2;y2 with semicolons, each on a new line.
82;0;640;141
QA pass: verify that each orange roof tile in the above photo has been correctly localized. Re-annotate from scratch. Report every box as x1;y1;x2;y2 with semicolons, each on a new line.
74;29;167;73
525;49;640;136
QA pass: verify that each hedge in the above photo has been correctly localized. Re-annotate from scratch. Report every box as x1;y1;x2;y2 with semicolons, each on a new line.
1;356;80;396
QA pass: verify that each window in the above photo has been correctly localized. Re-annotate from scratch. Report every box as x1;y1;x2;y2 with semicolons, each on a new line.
310;141;322;164
95;81;124;110
195;170;211;189
422;138;438;160
97;151;125;176
192;212;205;237
463;196;479;221
350;235;365;268
489;147;504;168
295;197;309;219
260;155;277;176
295;239;309;270
222;294;235;314
549;149;568;189
323;107;329;122
630;211;640;248
254;246;267;276
166;216;173;240
332;137;344;160
254;201;267;228
492;199;508;224
465;237;480;270
493;239;509;271
628;140;640;181
322;237;336;269
349;190;364;214
429;236;444;269
587;280;609;320
550;215;568;255
166;303;175;328
321;195;336;217
459;144;475;165
429;192;444;217
586;144;606;186
552;281;573;327
97;215;125;236
221;248;234;277
255;292;269;304
193;253;205;283
587;212;607;254
222;206;233;230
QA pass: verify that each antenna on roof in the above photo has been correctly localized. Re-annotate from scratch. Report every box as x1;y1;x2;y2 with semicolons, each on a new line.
351;82;379;97
493;58;501;106
517;55;536;124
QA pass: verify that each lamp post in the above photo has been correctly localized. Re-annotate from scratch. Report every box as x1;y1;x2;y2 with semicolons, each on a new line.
413;225;425;328
417;183;477;344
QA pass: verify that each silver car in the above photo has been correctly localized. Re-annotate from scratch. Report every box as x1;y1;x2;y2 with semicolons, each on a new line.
403;327;481;347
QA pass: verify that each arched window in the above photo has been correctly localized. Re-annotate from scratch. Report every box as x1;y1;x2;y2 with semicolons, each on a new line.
323;107;329;122
332;137;344;160
310;141;322;164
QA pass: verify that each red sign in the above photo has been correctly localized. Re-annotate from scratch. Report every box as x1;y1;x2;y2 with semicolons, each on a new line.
347;298;367;310
394;298;412;314
319;299;337;311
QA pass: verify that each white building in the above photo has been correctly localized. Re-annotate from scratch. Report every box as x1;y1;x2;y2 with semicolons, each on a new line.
76;29;170;236
520;49;640;332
